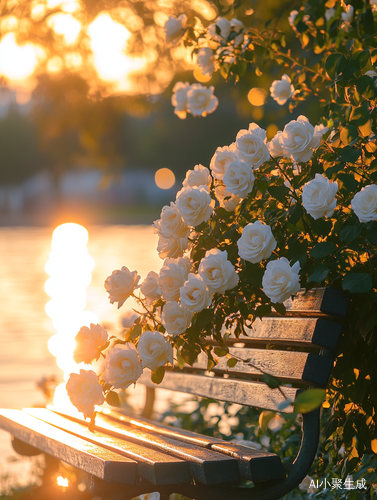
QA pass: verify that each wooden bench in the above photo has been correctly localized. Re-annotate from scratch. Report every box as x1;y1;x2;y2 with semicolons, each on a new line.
0;288;350;500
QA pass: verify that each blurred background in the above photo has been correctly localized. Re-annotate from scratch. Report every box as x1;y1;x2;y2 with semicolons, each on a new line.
0;0;316;496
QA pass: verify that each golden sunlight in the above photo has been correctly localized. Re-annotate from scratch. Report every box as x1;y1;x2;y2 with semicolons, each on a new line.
56;476;69;488
0;33;40;80
155;168;176;189
248;88;268;107
46;223;99;409
47;13;82;45
87;12;145;91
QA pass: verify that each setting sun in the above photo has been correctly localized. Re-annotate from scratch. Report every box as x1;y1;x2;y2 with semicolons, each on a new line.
0;33;41;80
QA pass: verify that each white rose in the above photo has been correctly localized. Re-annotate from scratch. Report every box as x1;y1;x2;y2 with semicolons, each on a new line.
371;0;377;12
365;70;377;77
161;301;193;336
186;84;218;117
105;267;140;308
182;164;211;188
216;46;236;64
171;81;190;119
139;493;160;500
164;14;187;45
288;10;298;26
66;369;104;419
198;249;238;294
214;185;241;212
270;74;295;105
223;158;255;199
197;47;215;77
140;271;161;301
137;331;173;372
159;257;190;302
262;258;301;304
351;184;377;223
341;5;354;23
230;18;244;45
73;323;108;364
176;185;214;227
208;17;231;42
235;123;270;169
156;235;189;260
153;202;190;240
164;256;192;274
180;273;212;312
325;8;335;22
279;115;325;162
302;173;338;219
237;221;277;264
210;144;239;181
104;344;143;389
268;131;285;157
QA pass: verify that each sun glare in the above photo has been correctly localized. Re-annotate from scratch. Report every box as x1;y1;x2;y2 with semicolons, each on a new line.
87;12;145;90
0;33;40;80
47;13;82;45
46;223;99;409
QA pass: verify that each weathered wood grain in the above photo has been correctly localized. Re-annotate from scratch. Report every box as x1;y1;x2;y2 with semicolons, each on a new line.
50;407;286;483
187;348;334;387
24;408;190;486
240;317;342;350
138;372;298;412
283;288;350;317
0;409;137;484
32;408;239;485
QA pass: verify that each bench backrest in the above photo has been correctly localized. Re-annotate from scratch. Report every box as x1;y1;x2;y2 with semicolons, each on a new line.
138;288;349;413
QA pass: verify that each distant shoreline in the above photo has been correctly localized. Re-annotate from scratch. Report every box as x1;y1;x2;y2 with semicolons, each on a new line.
0;205;161;227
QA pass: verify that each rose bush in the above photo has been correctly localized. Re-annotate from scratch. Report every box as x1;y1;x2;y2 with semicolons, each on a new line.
66;1;377;493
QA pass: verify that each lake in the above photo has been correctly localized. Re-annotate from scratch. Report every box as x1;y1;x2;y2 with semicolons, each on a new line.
0;224;164;492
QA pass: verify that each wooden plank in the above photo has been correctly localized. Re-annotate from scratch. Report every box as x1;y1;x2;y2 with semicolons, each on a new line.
50;407;286;483
0;409;137;485
283;288;350;317
189;349;334;387
32;408;238;485
241;317;342;350
138;371;298;413
24;408;190;486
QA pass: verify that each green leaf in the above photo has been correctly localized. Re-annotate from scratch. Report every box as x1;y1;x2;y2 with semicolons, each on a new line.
310;242;336;259
272;302;286;316
125;324;142;342
342;273;373;293
308;264;330;283
325;53;346;80
336;147;362;163
340;224;362;244
262;373;280;389
355;50;370;69
294;389;326;414
268;185;290;200
176;350;185;370
151;366;165;384
106;391;120;407
195;308;214;329
214;347;228;357
356;75;376;100
227;358;238;368
258;410;275;432
367;225;377;245
350;104;370;126
340;125;359;146
337;173;359;192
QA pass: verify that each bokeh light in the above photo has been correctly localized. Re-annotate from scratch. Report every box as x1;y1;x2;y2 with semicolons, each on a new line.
248;87;268;107
155;168;175;189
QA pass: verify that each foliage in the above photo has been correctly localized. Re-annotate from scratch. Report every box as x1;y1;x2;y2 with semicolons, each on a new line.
67;0;377;491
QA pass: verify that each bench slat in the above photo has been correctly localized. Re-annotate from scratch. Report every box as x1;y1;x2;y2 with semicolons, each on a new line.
138;372;298;412
0;409;137;484
24;408;190;486
93;408;286;483
283;288;349;317
240;317;342;349
188;349;334;387
30;408;239;485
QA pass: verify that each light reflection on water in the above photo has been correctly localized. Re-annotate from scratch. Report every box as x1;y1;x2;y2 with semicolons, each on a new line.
0;224;161;491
